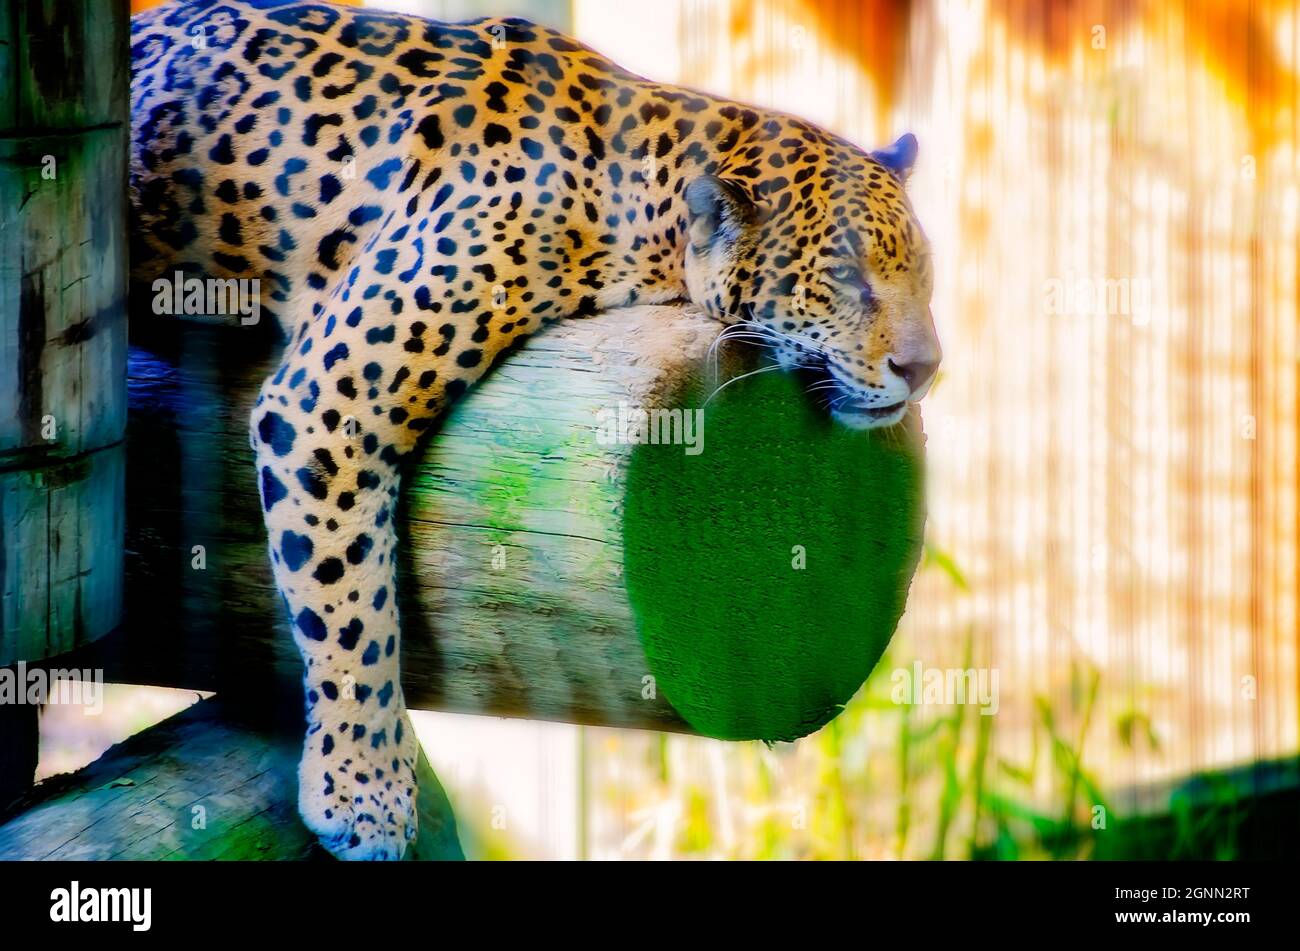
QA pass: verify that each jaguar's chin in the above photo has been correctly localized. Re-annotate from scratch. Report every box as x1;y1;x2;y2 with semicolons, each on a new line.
831;399;909;430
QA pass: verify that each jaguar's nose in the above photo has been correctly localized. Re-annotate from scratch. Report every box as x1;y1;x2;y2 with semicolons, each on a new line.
887;356;939;396
887;308;941;399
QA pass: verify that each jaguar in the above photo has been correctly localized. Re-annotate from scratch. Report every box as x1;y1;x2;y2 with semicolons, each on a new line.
129;0;941;859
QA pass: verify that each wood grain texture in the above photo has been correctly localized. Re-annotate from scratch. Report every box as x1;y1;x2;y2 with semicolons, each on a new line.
400;306;734;728
0;130;128;467
0;447;124;664
0;1;129;663
112;306;734;731
0;698;463;860
0;0;130;133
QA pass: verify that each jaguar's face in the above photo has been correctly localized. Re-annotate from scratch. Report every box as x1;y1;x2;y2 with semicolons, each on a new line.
684;133;940;430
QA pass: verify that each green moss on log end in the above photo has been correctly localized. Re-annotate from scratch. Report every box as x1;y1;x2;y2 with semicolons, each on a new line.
622;370;926;742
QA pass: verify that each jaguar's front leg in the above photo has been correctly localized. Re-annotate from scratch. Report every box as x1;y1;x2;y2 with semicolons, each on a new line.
252;360;420;859
249;274;438;857
249;226;530;858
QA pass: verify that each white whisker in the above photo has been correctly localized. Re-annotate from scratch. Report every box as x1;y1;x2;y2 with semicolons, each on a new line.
707;322;781;383
701;363;782;408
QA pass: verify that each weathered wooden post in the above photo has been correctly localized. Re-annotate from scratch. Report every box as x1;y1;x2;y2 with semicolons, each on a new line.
0;0;130;802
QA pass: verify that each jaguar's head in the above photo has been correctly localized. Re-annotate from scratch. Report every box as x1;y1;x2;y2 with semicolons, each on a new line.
684;132;940;430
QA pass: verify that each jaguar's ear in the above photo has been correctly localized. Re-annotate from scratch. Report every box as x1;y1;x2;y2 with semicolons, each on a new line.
684;175;757;252
871;132;918;182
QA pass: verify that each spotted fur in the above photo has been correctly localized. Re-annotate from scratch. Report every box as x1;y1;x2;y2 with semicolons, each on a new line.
129;0;940;860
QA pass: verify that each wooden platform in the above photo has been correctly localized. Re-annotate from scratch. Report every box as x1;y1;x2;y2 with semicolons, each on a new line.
0;698;463;861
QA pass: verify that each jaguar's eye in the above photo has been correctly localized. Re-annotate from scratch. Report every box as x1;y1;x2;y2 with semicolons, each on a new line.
827;263;861;284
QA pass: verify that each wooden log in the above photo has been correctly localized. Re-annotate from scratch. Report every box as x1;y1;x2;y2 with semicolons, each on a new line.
0;697;463;860
111;305;927;741
0;1;129;664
